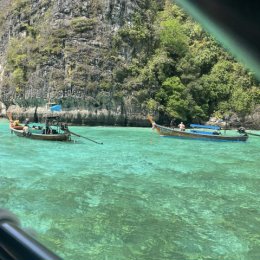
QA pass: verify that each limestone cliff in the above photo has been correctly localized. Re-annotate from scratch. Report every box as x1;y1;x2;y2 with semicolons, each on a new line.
1;0;259;128
0;0;164;126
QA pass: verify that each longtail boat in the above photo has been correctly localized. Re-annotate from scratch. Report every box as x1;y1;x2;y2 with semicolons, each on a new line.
148;116;248;142
8;113;71;141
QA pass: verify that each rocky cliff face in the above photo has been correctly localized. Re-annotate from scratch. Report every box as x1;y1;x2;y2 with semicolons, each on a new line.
0;0;163;126
1;1;259;129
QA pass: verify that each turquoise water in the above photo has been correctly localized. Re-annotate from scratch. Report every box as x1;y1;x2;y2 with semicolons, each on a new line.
0;118;259;260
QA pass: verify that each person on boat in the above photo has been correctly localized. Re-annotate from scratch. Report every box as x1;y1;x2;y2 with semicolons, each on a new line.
178;122;185;131
60;123;69;132
43;126;52;134
170;119;176;128
24;118;30;125
13;120;20;126
23;124;30;135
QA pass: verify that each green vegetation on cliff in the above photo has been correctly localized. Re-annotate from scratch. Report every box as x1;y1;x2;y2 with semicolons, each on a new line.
110;0;259;123
0;0;259;124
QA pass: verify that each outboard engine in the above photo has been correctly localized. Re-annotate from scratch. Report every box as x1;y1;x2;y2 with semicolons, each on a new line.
237;127;247;135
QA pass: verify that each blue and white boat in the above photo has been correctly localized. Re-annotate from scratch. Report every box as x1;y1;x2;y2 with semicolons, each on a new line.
148;116;248;142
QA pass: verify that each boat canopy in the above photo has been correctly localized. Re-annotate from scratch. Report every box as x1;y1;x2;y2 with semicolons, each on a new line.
190;124;221;130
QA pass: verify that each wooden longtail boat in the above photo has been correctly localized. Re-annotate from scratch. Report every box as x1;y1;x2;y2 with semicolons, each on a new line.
9;114;71;141
148;116;248;142
10;127;70;141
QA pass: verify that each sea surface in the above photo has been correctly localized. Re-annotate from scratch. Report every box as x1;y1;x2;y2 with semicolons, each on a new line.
0;119;259;260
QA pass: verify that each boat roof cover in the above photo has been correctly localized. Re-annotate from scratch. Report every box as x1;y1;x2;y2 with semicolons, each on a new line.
190;124;221;130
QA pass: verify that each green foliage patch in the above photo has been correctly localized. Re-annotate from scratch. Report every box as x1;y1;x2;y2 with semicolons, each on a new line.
70;17;97;33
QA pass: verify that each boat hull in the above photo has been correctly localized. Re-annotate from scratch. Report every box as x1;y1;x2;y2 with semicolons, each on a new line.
11;127;70;141
158;126;248;141
148;118;248;142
